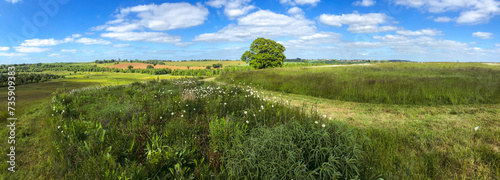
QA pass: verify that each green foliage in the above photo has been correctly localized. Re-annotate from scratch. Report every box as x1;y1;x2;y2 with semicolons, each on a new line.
146;65;154;69
242;37;286;69
127;65;133;70
212;63;223;68
0;73;63;87
225;121;363;179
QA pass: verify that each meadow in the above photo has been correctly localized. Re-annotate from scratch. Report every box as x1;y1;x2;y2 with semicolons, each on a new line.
217;62;500;178
1;62;499;179
218;63;500;105
1;79;367;179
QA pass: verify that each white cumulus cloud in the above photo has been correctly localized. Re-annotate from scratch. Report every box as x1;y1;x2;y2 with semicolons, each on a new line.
48;53;65;57
20;38;61;46
98;2;208;32
279;0;321;6
94;2;206;44
472;31;494;39
207;0;256;19
75;38;111;45
194;10;316;42
394;0;500;25
5;0;21;4
113;44;131;48
319;12;397;33
61;49;77;53
396;28;443;36
353;0;375;7
0;47;10;51
434;16;452;22
101;32;181;43
14;46;50;53
279;32;342;48
288;7;304;15
174;42;195;47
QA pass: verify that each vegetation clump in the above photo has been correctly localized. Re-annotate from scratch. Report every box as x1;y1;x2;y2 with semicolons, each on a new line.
46;79;365;179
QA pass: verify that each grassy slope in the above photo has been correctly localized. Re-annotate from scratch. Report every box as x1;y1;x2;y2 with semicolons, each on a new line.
216;63;500;179
249;87;500;179
0;72;181;179
0;81;93;179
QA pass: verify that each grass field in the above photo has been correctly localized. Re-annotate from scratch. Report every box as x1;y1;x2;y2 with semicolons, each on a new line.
156;60;243;67
108;63;208;70
56;60;243;68
1;62;499;179
218;62;500;105
216;62;500;178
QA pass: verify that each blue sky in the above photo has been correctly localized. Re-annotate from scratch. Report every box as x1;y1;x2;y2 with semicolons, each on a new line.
0;0;499;64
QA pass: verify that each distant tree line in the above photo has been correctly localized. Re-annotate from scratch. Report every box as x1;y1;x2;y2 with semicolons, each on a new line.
94;59;236;64
0;73;64;87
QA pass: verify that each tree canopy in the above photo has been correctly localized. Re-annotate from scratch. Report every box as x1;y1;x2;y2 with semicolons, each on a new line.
241;38;286;69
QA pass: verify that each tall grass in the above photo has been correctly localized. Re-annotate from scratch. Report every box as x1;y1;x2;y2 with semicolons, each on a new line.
39;79;366;179
218;63;500;105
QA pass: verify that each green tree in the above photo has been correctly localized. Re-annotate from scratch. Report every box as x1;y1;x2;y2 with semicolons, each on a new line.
147;65;154;69
241;37;286;69
127;65;134;70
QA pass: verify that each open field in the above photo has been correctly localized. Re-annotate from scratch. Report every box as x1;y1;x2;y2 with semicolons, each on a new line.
1;62;499;179
218;62;500;105
62;72;181;86
108;63;207;70
156;60;243;67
